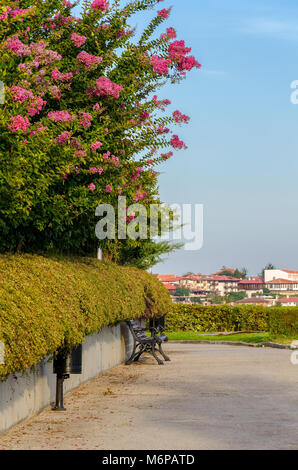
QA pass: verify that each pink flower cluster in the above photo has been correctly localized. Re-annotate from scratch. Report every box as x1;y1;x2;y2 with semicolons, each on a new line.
79;112;93;128
8;115;30;132
157;125;170;134
140;111;150;121
48;110;75;122
90;167;103;174
77;51;102;69
158;9;170;18
51;69;73;81
93;77;123;99
150;55;171;75
131;167;142;181
105;185;112;193
56;131;72;145
171;135;187;150
88;183;96;191
27;95;47;117
91;141;103;152
7;38;63;67
173;110;190;124
152;95;171;111
161;27;176;40
168;40;191;61
71;33;86;47
134;191;147;202
126;212;135;222
91;0;109;11
49;85;62;99
6;38;29;56
168;40;201;73
111;155;119;166
10;86;33;103
0;7;31;21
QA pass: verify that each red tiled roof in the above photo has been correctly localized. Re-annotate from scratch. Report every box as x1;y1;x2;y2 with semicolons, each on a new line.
154;275;180;282
278;297;298;303
266;278;298;284
238;279;264;285
163;283;177;291
205;275;240;282
282;270;298;274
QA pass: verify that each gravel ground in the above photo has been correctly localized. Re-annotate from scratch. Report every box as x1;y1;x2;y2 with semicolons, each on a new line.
0;343;298;450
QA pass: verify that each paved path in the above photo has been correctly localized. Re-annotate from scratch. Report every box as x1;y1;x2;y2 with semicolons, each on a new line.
0;343;298;450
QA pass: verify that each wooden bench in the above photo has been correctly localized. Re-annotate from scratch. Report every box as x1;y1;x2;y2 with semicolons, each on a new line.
126;319;170;365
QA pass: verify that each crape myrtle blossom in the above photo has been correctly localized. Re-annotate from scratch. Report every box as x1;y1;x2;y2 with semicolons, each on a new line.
173;110;190;124
7;115;31;132
134;191;147;202
161;27;176;41
91;141;103;152
92;77;123;98
105;184;112;193
157;125;170;134
157;9;170;18
77;51;102;69
49;85;62;99
79;112;93;128
88;183;96;191
91;0;110;12
131;167;142;181
90;167;103;174
150;55;171;75
10;86;33;103
26;95;47;116
1;7;32;21
7;38;63;65
152;95;171;111
171;135;187;150
168;40;201;73
48;110;76;122
51;69;73;81
71;33;87;47
55;131;72;145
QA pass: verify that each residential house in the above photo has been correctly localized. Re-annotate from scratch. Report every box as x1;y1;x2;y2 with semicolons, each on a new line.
265;278;298;293
277;297;298;307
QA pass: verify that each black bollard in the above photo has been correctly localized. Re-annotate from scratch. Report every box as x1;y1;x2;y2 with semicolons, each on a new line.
52;345;82;411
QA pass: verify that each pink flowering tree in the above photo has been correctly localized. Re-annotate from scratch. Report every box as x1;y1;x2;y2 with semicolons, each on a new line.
0;0;201;267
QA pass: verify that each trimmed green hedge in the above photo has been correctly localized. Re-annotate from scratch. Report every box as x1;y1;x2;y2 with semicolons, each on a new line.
0;254;171;378
166;304;298;337
268;308;298;337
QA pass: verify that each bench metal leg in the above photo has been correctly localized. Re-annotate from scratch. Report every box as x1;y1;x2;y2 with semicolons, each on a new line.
151;344;164;365
133;345;146;362
158;342;171;362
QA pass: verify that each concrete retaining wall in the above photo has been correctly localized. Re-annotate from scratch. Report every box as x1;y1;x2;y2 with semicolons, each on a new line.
0;322;134;434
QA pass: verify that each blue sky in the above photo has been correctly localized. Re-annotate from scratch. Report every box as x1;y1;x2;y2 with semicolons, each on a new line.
77;1;298;275
149;0;298;275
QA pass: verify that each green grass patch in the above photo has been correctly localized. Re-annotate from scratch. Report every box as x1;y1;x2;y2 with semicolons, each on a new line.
167;331;270;343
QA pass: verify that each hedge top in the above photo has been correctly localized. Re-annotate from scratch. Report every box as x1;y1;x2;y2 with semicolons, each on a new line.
0;254;171;378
